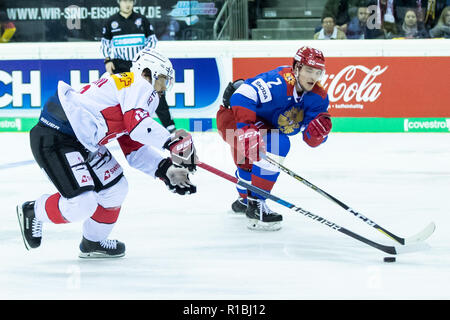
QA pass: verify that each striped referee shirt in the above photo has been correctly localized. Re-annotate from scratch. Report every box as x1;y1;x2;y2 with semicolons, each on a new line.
101;12;157;62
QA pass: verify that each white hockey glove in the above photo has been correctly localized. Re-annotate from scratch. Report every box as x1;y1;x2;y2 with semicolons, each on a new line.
155;158;196;195
163;129;198;172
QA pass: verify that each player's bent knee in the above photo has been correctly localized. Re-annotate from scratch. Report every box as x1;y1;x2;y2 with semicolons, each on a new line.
59;191;98;222
96;176;129;209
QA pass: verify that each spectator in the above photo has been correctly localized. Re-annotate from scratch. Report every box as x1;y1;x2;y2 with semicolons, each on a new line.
396;0;449;29
0;9;16;43
101;0;176;133
397;8;430;38
322;0;349;33
314;16;347;39
347;6;371;38
429;5;450;37
367;0;399;38
322;0;362;33
159;19;180;40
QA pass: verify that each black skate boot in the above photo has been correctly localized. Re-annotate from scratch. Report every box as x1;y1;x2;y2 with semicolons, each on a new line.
16;201;43;250
246;196;283;231
79;237;125;259
231;197;247;214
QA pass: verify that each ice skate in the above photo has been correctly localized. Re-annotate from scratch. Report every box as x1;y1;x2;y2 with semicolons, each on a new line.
231;197;247;214
246;196;282;231
16;201;43;250
79;237;125;259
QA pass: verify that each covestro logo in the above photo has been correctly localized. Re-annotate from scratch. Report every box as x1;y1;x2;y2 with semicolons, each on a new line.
404;119;450;132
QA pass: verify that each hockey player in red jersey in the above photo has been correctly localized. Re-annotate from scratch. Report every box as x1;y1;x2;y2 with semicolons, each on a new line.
17;48;197;258
217;46;332;231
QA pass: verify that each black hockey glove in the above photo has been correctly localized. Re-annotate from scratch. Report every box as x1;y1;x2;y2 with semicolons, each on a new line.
163;129;197;172
222;79;245;108
155;158;196;195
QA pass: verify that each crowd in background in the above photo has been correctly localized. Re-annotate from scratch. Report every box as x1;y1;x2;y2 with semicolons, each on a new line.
314;0;450;40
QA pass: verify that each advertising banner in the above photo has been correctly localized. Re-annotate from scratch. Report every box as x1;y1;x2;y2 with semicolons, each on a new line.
1;0;222;42
0;58;221;111
1;41;449;133
233;57;450;118
0;57;222;132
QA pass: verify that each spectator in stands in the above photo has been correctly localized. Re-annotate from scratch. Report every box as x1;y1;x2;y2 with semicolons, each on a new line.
347;6;371;38
397;8;430;38
396;0;449;29
322;0;362;33
367;0;399;38
159;19;180;40
0;8;16;43
429;6;450;37
314;16;347;39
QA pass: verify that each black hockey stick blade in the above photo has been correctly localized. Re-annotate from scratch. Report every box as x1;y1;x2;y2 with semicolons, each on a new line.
263;155;436;245
198;161;429;256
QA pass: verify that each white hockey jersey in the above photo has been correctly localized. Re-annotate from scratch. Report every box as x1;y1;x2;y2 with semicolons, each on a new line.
57;72;171;177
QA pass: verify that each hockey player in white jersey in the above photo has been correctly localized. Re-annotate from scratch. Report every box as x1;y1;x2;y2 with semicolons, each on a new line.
16;48;197;258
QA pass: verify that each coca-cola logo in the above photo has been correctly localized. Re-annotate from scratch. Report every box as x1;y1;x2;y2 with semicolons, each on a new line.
322;65;388;103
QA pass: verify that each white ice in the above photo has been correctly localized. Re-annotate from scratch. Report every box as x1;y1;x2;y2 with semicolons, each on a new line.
0;132;449;299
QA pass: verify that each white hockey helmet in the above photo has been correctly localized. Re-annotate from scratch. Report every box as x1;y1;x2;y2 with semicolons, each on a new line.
131;48;175;91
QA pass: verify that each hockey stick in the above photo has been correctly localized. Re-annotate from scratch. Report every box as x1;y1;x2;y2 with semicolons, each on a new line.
262;155;435;245
198;161;428;255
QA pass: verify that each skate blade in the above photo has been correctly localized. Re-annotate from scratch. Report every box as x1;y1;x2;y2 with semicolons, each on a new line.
16;205;31;251
79;251;125;259
247;219;282;231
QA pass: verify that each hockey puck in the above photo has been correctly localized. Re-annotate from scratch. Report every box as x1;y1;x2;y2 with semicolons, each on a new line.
383;257;396;263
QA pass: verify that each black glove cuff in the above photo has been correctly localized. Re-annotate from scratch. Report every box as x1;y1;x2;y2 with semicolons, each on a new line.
222;79;245;107
155;157;172;179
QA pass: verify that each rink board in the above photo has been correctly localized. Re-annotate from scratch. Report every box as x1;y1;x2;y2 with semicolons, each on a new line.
1;116;449;133
0;40;449;132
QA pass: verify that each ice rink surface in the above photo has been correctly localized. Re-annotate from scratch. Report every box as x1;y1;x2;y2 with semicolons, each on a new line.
0;131;449;300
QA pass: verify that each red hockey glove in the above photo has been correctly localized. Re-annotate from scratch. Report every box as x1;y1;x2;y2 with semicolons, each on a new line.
235;124;266;164
303;112;332;147
164;129;198;172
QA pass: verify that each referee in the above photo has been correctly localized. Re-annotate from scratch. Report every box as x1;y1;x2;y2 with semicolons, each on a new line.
101;0;176;133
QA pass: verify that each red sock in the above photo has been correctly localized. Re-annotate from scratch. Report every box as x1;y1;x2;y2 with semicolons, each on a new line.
45;193;69;224
90;205;121;224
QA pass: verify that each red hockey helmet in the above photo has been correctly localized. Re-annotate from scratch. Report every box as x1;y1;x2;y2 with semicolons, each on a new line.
293;46;326;71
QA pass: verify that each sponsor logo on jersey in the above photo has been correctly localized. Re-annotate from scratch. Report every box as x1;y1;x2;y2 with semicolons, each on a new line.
81;175;92;183
147;90;157;105
112;34;145;47
251;78;272;103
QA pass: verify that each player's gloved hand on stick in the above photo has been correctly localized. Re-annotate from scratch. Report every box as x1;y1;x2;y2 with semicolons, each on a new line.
164;129;197;172
155;158;196;195
303;112;332;147
235;123;266;164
